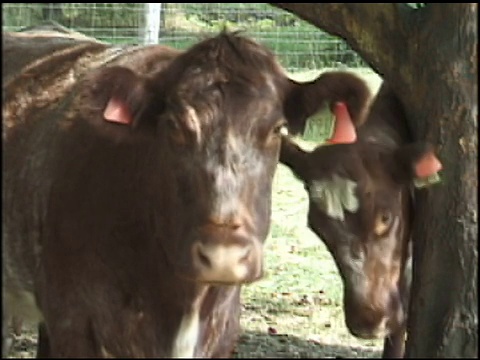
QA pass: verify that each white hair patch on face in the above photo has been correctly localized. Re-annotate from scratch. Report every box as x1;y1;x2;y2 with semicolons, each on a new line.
309;175;359;221
184;105;202;143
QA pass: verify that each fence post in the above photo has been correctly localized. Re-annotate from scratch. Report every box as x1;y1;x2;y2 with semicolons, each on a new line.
143;3;162;45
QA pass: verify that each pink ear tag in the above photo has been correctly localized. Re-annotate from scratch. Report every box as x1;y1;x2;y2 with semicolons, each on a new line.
103;98;133;125
413;152;443;188
326;102;357;145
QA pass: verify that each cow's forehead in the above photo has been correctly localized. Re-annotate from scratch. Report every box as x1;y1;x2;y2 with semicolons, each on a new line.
164;33;286;103
152;33;288;136
307;157;405;224
170;82;282;135
173;70;282;109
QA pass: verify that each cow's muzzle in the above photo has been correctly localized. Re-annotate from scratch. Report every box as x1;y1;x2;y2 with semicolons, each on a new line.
191;221;264;284
344;288;405;339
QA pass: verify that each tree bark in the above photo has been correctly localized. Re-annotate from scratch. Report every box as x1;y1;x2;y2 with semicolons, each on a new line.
404;5;477;357
270;3;478;358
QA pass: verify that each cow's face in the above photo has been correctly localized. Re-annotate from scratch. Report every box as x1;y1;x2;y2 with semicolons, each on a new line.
154;57;286;285
78;34;288;286
304;144;410;340
280;137;441;339
78;32;371;286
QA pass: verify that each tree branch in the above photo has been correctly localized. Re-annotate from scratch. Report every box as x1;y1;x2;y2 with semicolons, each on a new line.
270;3;412;81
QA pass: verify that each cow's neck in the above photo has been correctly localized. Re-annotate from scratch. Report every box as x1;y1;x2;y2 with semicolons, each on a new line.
358;124;403;149
357;85;411;149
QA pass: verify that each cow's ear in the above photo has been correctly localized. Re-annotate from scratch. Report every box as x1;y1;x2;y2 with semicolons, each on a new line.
279;135;311;180
283;71;371;135
394;142;443;188
85;66;161;132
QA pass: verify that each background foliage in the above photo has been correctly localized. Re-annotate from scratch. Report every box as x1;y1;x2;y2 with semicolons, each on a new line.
2;3;367;72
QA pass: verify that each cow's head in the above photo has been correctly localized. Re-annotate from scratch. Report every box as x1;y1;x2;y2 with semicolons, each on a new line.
75;32;371;286
280;94;442;339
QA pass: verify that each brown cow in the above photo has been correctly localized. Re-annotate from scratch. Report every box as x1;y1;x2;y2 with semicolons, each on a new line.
2;28;371;358
279;82;442;358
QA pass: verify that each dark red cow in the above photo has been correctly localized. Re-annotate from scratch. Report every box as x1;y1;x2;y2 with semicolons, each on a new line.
2;27;371;358
280;81;442;358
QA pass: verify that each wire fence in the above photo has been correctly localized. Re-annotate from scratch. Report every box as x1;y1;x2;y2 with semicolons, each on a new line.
2;3;367;73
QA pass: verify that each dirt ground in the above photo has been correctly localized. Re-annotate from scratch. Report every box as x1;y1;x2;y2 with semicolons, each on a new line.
6;323;381;358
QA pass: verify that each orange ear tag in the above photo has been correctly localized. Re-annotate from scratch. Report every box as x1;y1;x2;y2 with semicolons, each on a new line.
104;98;133;125
413;151;443;188
325;102;357;145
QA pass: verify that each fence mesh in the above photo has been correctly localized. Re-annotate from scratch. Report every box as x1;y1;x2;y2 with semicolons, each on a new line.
2;3;367;73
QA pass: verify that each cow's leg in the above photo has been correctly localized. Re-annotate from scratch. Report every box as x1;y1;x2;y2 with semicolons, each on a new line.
381;326;406;358
36;322;51;358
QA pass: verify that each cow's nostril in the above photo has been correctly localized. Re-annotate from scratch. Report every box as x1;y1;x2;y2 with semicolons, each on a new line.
239;245;252;263
196;246;212;268
231;223;241;231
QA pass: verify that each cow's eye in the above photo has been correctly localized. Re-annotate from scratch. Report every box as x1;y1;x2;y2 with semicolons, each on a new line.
273;121;288;136
266;120;288;144
263;120;287;147
381;212;392;224
374;211;393;236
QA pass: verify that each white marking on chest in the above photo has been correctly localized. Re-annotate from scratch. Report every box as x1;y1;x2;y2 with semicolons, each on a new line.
171;287;209;358
171;310;201;358
309;175;359;221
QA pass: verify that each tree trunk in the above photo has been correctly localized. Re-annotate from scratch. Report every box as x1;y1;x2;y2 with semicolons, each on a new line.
404;5;477;357
270;3;477;358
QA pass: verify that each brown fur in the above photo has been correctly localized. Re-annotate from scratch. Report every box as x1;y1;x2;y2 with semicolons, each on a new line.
3;27;371;358
280;83;438;358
